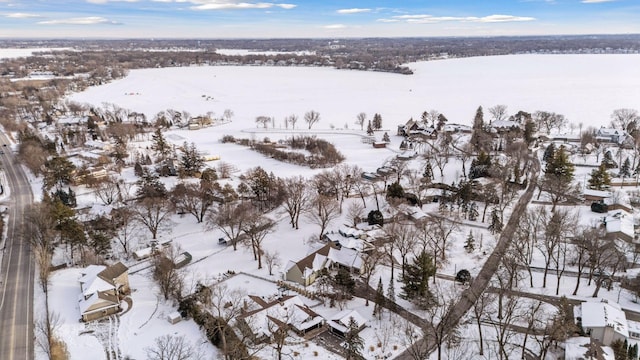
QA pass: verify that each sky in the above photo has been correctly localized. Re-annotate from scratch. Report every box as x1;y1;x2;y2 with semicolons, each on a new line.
0;0;639;39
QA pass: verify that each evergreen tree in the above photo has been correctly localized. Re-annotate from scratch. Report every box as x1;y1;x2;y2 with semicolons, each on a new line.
588;162;611;190
436;113;448;131
382;132;390;142
401;250;436;309
610;339;627;360
468;201;479;221
464;231;475;253
523;119;536;146
343;317;365;360
386;278;396;310
179;141;204;177
423;163;433;180
136;168;168;199
541;145;576;211
367;210;384;226
386;181;405;199
621;157;632;179
151;128;172;160
366;120;374;136
372;113;382;130
488;207;503;234
543;143;556;163
470;106;487;152
373;277;385;319
603;150;616;168
469;151;491;179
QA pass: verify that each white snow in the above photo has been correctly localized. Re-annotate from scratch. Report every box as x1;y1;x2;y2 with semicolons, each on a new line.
0;48;71;60
68;54;640;128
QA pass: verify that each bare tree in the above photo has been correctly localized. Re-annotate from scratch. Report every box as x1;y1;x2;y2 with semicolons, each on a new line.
223;108;234;122
489;104;508;123
282;176;311;229
361;248;384;306
285;113;298;129
346;201;365;227
35;311;65;360
356;112;367;130
241;210;276;269
170;181;215;223
263;250;281;276
25;203;57;294
420;215;459;263
306;194;340;241
534;110;567;134
152;245;185;300
111;206;140;258
255;116;271;129
207;284;247;360
206;202;252;251
304;110;320;129
610;108;639;133
133;197;174;240
145;334;203;360
471;289;493;356
422;283;461;360
216;161;235;179
94;176;120;205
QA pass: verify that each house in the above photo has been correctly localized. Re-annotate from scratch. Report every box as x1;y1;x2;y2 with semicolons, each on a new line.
237;295;324;343
576;299;628;346
78;262;129;321
596;128;628;144
327;309;367;337
443;123;472;134
583;189;612;202
284;243;363;286
490;120;520;133
604;209;635;243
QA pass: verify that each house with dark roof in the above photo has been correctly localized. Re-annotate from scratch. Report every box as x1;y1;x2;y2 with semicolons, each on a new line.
78;262;129;321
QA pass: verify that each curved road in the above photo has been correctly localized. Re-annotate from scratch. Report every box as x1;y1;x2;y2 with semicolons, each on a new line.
0;134;35;360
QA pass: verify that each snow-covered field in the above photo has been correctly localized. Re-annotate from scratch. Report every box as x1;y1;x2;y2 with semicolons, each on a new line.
69;54;640;128
0;48;71;60
37;54;640;360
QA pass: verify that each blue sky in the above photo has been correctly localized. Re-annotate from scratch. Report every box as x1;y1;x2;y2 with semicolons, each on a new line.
1;0;639;38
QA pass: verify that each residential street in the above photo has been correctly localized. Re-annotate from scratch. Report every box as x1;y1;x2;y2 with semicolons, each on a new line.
0;133;35;360
394;152;541;359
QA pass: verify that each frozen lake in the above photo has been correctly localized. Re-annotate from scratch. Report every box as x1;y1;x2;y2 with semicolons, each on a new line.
68;54;640;129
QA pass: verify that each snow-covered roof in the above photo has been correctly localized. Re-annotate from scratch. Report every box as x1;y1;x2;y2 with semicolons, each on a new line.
328;309;367;333
241;295;322;338
79;265;112;297
327;247;362;270
78;291;119;315
339;226;363;238
580;300;629;338
605;209;635;239
491;120;519;129
583;189;611;199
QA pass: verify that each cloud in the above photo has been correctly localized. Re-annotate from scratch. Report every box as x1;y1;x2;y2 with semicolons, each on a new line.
153;0;296;10
86;0;139;3
581;0;615;3
336;8;371;14
5;13;42;18
323;24;346;29
38;16;121;25
379;14;535;24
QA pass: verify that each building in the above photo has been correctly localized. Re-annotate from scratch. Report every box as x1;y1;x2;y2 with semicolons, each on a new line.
604;209;635;243
78;262;129;322
236;295;324;343
284;243;363;286
576;299;628;346
327;309;367;337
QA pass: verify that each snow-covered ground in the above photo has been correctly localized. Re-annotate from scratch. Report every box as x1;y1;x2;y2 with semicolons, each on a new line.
214;48;315;56
69;54;640;129
32;54;640;359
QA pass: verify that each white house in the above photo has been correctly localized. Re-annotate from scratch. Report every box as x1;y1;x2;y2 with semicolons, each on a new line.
596;127;628;144
604;209;635;243
576;299;628;346
327;309;367;337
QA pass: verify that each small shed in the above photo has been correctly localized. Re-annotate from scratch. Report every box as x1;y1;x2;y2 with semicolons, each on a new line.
167;311;182;324
373;141;387;149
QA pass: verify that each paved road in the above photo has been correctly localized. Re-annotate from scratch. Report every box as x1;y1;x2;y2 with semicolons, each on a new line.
394;152;541;359
0;135;35;360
